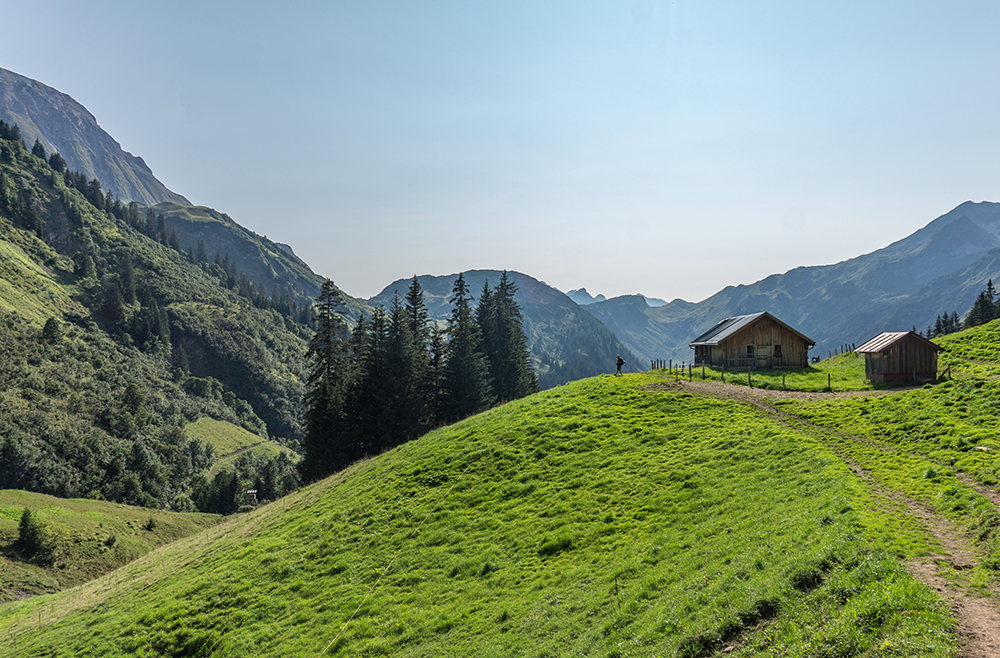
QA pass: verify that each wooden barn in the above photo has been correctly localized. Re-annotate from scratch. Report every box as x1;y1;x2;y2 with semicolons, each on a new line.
855;331;942;383
689;312;815;369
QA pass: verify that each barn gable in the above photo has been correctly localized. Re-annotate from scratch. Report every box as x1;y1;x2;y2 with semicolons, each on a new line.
689;312;815;369
855;331;942;383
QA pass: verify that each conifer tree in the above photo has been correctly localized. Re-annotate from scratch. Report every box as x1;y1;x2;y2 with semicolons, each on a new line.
427;325;446;427
442;272;493;422
346;306;389;454
385;292;419;442
101;274;126;326
120;256;136;305
301;279;352;481
477;271;538;402
42;317;62;343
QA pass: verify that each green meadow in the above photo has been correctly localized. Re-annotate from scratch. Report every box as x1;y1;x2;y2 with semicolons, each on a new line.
185;417;298;476
656;352;874;392
0;491;220;603
0;374;958;657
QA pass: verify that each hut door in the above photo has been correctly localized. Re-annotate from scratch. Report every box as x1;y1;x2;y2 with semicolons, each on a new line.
774;344;782;366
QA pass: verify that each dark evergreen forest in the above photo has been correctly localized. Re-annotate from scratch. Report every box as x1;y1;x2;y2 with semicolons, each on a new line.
301;272;537;481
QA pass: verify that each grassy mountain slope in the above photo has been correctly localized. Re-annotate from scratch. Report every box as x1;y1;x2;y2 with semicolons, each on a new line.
0;67;189;206
0;373;958;656
0;491;220;604
586;201;1000;363
0;128;305;509
371;270;642;388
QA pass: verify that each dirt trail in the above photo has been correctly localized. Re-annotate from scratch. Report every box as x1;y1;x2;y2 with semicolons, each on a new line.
656;377;1000;658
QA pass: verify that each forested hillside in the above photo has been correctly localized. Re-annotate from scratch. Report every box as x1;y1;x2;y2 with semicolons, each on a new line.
153;202;371;330
0;122;303;511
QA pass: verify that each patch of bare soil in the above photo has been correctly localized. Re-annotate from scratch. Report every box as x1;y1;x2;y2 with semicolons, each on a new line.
662;377;1000;658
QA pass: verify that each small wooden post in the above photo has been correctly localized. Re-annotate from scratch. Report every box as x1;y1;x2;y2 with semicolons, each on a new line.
702;364;705;379
748;366;752;388
828;373;831;390
688;364;692;381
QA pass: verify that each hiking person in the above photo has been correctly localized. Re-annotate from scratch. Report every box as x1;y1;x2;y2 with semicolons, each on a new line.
615;354;624;376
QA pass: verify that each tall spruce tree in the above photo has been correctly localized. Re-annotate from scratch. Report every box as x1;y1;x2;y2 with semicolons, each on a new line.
385;292;419;443
348;306;391;455
301;279;352;481
442;272;493;421
404;275;433;434
477;271;537;402
427;325;447;428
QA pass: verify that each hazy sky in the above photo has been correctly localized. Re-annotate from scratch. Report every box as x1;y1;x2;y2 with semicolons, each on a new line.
4;1;1000;302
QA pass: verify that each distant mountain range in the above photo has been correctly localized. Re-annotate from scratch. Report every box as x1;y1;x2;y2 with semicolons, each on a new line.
0;67;189;206
4;65;997;378
566;288;606;305
581;201;1000;363
566;288;668;308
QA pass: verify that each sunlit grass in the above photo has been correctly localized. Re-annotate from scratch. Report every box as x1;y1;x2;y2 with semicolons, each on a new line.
0;375;956;657
655;352;873;391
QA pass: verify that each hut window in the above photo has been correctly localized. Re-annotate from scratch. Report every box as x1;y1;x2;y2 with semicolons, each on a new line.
746;345;754;356
774;345;782;358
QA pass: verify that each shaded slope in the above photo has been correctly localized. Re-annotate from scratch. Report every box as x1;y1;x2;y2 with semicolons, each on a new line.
371;270;641;387
0;67;188;206
153;202;371;323
0;375;954;656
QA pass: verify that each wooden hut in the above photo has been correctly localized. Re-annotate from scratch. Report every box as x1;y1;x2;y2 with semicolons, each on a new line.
855;331;942;383
689;312;814;369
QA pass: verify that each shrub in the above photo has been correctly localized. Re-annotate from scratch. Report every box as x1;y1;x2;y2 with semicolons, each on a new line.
18;508;57;564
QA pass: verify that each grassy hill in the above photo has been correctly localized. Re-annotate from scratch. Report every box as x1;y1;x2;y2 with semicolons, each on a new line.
0;371;966;656
0;491;220;604
184;417;299;476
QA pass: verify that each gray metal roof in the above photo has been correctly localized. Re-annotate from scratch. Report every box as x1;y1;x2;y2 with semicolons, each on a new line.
855;331;943;354
688;311;815;347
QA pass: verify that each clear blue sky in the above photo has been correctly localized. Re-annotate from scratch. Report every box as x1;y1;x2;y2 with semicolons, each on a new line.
4;1;1000;302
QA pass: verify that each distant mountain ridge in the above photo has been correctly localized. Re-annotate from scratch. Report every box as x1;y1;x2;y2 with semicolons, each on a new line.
0;67;189;206
566;288;606;305
371;271;641;388
7;65;998;381
584;201;1000;363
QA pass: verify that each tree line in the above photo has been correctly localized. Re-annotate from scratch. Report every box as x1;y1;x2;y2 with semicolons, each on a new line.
918;280;1000;339
301;272;537;481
